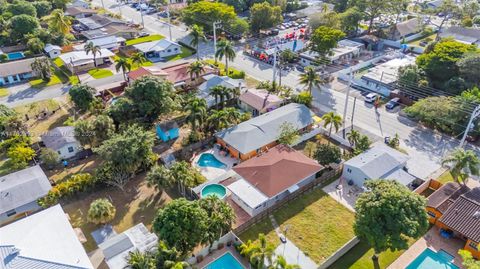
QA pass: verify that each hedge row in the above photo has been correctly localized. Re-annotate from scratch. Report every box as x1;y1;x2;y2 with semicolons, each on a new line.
38;173;99;207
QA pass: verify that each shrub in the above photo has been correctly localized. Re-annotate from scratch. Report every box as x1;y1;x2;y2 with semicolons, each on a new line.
38;173;98;207
315;143;341;166
40;148;60;168
87;198;116;224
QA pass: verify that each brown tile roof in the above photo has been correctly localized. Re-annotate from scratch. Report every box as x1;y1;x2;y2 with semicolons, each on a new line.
427;182;470;213
127;66;168;80
232;145;323;198
439;187;480;242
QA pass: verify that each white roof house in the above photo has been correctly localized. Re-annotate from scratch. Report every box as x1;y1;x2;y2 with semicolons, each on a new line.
228;179;269;210
58;48;115;67
74;36;126;51
99;223;158;269
300;39;364;66
133;39;181;59
342;143;415;187
44;44;62;59
0;205;93;269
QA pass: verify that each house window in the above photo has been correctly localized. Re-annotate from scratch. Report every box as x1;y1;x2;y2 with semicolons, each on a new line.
469;241;478;250
6;209;16;217
174;48;178;51
167;49;171;53
347;168;352;173
68;146;74;153
427;211;436;218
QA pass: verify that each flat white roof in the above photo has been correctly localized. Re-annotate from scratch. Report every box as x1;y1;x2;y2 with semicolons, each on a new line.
0;205;93;268
59;48;114;66
362;56;416;85
227;179;268;209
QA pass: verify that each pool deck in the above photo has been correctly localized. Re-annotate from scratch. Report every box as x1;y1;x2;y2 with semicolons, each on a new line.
387;226;466;269
195;246;250;268
192;148;238;180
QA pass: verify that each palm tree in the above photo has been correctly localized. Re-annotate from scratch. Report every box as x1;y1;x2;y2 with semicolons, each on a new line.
209;85;231;109
131;52;147;68
84;42;102;67
442;149;480;184
169;161;196;197
209;85;224;109
126;250;156;269
347;129;361;147
215;39;236;75
225;107;241;123
187;60;205;83
145;165;175;192
250;234;275;269
186;97;207;131
46;9;72;34
269;255;300;269
164;261;189;269
87;198;116;225
115;57;132;81
322;112;342;137
239;240;259;259
207;110;230;132
299;66;326;95
189;24;206;60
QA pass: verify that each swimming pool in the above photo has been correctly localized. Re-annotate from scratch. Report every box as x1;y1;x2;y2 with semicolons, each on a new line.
406;248;459;269
7;52;25;60
197;153;227;169
201;184;227;199
204;252;244;269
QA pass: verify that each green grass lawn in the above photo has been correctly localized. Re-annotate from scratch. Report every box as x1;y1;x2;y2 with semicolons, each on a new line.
436;170;466;184
0;88;9;97
112;55;153;71
407;33;436;47
239;188;356;264
125;34;165;46
29;73;62;88
87;68;114;79
165;46;194;61
52;58;80;85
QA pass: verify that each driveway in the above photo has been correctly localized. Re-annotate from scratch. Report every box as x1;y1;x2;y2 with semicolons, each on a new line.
0;83;69;108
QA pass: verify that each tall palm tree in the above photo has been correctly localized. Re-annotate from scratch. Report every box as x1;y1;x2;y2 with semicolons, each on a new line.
239;240;259;260
187;60;205;83
115;57;131;81
322;112;342;137
269;255;300;269
169;161;196;197
207;110;230;132
442;149;480;184
145;165;175;193
299;66;326;95
250;234;275;269
209;85;229;109
84;42;102;67
186;97;207;131
225;107;241;123
189;24;206;60
131;52;147;68
347;129;361;147
46;9;72;34
126;250;156;269
215;39;236;75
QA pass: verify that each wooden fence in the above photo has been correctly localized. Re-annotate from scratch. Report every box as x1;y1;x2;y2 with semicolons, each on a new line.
233;166;342;234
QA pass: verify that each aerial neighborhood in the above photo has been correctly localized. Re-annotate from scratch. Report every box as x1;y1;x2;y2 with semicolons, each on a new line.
2;0;480;268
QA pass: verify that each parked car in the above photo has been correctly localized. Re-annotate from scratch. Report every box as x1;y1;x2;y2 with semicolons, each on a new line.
364;92;378;103
139;31;149;37
386;97;400;109
279;234;287;244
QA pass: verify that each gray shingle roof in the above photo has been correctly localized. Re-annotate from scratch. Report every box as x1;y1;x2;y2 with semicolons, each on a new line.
0;57;45;77
215;103;314;154
440;26;480;44
0;165;51;214
41;126;78;151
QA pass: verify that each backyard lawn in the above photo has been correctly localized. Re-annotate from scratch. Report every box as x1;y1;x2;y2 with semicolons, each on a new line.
45;155;102;183
239;188;356;265
53;58;80;85
125;34;165;46
87;68;114;79
0;88;8;97
112;55;153;71
165;46;195;61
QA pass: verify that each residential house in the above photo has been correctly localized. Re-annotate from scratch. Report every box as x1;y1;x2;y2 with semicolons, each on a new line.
342;143;418;188
41;126;82;159
0;57;45;85
227;145;323;216
74;36;126;51
99;223;158;269
127;62;216;88
238;89;283;116
67;0;90;9
439;26;480;46
156;121;179;142
44;44;62;59
133;39;182;61
300;39;364;66
427;185;480;259
79;14;139;40
0;165;51;225
215;103;314;161
197;74;245;107
65;6;97;19
0;205;93;268
58;48;114;73
387;18;423;41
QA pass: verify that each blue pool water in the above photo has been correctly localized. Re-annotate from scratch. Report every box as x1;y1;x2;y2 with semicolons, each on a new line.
406;248;459;269
7;52;25;60
204;252;244;269
201;184;227;199
197;153;226;169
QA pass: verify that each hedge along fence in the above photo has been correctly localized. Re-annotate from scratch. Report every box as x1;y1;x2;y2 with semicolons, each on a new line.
38;173;99;207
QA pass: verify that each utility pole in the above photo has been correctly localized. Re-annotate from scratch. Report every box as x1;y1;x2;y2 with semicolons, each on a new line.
342;68;353;138
459;105;480;148
166;0;172;40
139;0;145;29
101;0;105;9
272;47;277;86
213;21;221;62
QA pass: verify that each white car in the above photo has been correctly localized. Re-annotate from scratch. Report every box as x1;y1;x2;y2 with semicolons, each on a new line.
364;93;378;103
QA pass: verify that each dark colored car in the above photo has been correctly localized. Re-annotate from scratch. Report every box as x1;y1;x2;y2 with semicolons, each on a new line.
386;97;400;109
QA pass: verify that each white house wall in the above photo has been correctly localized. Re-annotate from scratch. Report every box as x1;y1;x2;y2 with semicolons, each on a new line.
56;142;81;159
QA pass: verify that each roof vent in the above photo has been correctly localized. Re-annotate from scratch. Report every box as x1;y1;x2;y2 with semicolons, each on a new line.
474;211;480;219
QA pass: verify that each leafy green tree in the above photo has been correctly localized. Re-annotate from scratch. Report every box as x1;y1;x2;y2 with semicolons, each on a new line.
315;143;341;165
74;120;94;147
458;53;480;86
309;10;341;30
442;149;480;184
27;37;44;54
432;0;460;41
339;7;362;35
354;134;371;154
46;9;71;35
125;76;179;123
460;87;480;104
387;133;400;149
291;91;313;107
250;2;283;32
40;148;60;168
126;250;156;269
198;196;235;248
206;108;242;132
87;198;116;224
131;52;147;68
7;1;37;17
310;26;345;56
169;161;205;196
354;180;428;264
146;164;175;192
270;255;300;269
153;198;208;255
156;241;182;269
108;97;137;123
189;25;206;60
32;1;52;18
277;122;299;145
322;111;342;137
115;57;132;81
299;66;325;94
397;64;423;87
239;240;259;260
220;0;248;11
91;115;115;147
10;15;39;41
459;249;480;269
84;42;102;67
31;57;51;82
186;97;207;131
182;1;236;31
69;84;96;111
7;144;35;169
230;17;249;35
215;40;236;74
350;0;389;33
